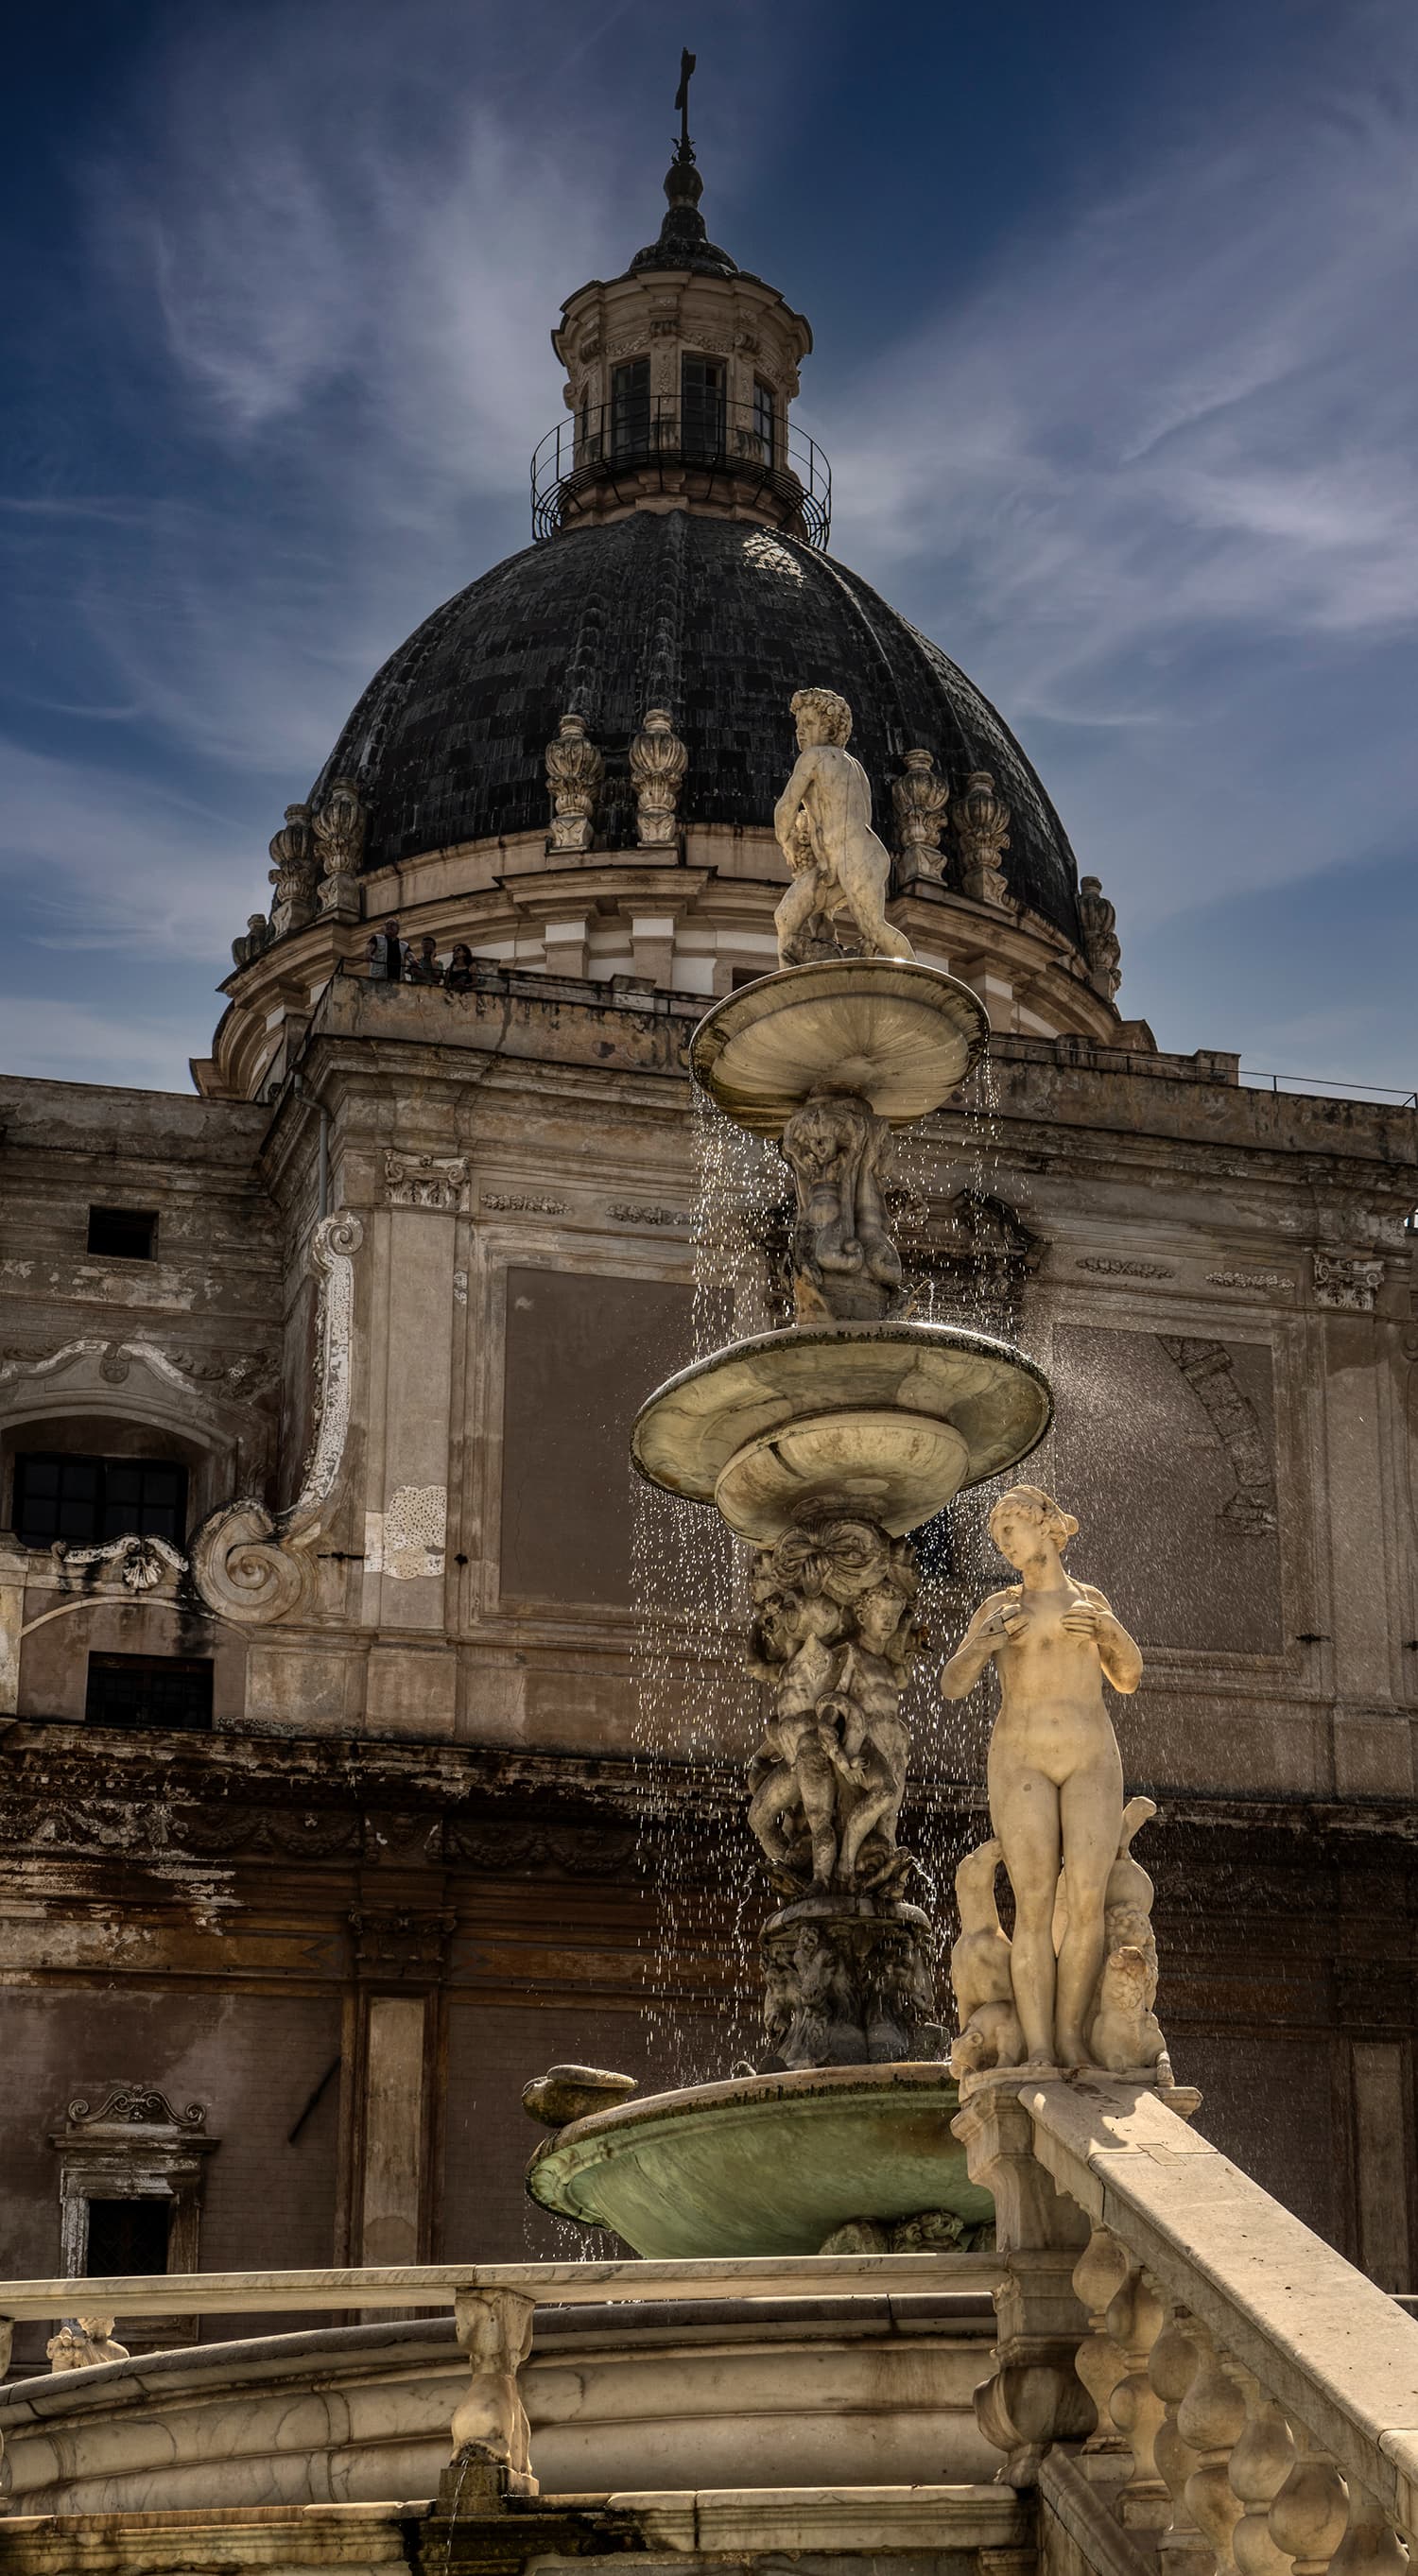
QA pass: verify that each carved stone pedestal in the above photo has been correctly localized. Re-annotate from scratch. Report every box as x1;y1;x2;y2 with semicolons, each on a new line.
760;1891;944;2071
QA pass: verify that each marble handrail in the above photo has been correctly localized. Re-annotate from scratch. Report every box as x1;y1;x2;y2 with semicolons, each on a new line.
954;2072;1418;2576
0;2247;998;2324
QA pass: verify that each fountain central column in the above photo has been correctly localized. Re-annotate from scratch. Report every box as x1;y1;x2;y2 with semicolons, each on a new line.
633;688;1052;2080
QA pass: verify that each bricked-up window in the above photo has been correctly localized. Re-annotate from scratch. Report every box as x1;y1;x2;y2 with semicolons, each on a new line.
610;356;649;458
87;1206;157;1260
85;1653;213;1733
84;2197;171;2273
681;353;725;458
752;377;776;464
13;1454;188;1547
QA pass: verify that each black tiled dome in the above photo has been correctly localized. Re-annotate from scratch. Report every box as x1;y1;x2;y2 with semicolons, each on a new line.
312;513;1082;942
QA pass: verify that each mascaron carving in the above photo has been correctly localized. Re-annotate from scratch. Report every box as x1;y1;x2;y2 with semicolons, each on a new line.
191;1212;362;1624
630;707;688;848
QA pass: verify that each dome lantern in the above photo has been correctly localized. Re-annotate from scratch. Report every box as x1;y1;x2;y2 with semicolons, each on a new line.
534;57;824;545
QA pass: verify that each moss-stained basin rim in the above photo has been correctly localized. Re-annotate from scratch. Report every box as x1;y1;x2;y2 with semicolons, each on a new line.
526;2062;994;2259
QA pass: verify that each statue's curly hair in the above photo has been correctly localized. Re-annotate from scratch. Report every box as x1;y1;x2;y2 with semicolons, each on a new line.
987;1484;1080;1548
789;685;853;745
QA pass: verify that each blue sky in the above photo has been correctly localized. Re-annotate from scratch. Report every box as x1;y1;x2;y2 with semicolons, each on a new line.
3;0;1415;1092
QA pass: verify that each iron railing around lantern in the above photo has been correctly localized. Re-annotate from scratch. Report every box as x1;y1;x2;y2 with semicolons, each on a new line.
530;396;832;547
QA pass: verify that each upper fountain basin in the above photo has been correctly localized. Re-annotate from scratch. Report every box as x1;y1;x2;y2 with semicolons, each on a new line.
631;1321;1052;1541
690;959;989;1138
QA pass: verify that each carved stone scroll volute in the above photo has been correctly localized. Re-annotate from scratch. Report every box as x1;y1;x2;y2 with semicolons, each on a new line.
191;1212;362;1624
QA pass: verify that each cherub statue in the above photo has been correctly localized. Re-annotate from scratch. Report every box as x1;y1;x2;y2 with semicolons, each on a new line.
941;1484;1143;2069
772;688;915;967
819;1576;917;1888
47;2315;129;2372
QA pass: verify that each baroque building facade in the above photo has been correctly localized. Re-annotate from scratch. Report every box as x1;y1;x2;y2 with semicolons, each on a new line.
1;124;1416;2375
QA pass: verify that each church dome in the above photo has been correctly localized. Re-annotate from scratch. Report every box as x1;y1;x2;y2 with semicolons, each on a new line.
310;510;1083;944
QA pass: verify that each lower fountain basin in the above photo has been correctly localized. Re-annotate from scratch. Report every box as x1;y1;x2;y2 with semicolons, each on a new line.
525;2063;994;2257
631;1321;1052;1540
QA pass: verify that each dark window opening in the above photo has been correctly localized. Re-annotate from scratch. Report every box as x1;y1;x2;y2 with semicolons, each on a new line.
84;2197;171;2274
13;1454;188;1547
88;1207;157;1261
610;357;650;458
731;965;769;991
85;1653;214;1734
752;378;776;464
681;354;725;458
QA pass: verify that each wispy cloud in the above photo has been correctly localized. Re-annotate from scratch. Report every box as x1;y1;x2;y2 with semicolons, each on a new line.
0;738;260;956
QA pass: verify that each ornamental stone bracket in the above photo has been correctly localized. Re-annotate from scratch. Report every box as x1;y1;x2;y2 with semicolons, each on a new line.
384;1152;469;1213
1312;1250;1385;1312
190;1211;363;1625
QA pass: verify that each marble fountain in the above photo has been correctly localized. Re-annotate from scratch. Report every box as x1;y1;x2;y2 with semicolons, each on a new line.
0;688;1184;2526
524;684;1053;2266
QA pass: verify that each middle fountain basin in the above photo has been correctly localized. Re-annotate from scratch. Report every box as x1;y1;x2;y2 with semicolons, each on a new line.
526;2063;993;2256
631;1320;1052;1541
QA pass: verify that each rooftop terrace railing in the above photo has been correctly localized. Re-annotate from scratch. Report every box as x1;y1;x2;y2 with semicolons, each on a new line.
530;396;832;546
1240;1069;1417;1107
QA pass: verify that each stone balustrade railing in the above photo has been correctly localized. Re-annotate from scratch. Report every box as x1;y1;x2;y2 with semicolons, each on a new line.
0;2249;997;2504
953;2075;1418;2576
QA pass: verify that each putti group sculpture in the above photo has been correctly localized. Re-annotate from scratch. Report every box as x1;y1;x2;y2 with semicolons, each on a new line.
526;688;1173;2259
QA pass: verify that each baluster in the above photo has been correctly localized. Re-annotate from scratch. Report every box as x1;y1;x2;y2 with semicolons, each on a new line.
1107;2262;1170;2531
1268;2429;1350;2576
450;2288;538;2496
1072;2225;1133;2478
1328;2488;1409;2576
1150;2305;1211;2576
1229;2372;1295;2576
1179;2322;1247;2573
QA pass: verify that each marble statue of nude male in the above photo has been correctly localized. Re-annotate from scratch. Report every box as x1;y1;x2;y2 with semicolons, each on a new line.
772;687;914;967
940;1483;1143;2067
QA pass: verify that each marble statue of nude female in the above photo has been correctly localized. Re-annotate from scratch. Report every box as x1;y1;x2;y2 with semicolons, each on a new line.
940;1484;1143;2067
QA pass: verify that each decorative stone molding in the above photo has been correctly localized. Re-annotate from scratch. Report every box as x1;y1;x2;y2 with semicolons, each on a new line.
1076;1256;1175;1281
385;1151;469;1213
191;1211;362;1624
608;1202;692;1229
350;1907;458;1979
50;2087;218;2339
313;777;368;918
545;713;603;855
630;707;688;848
482;1191;568;1216
1157;1335;1278;1533
267;802;318;936
891;748;950;876
1313;1251;1384;1311
955;769;1012;908
1078;874;1122;1000
52;1533;186;1598
925;1191;1043;1335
